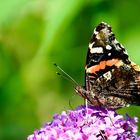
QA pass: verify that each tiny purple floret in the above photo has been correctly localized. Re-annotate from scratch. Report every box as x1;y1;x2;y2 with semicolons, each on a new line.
27;105;140;140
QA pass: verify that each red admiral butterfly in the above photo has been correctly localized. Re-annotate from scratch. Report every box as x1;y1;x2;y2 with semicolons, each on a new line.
75;22;140;109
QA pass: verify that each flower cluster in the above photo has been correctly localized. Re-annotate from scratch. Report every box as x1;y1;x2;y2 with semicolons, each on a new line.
27;106;140;140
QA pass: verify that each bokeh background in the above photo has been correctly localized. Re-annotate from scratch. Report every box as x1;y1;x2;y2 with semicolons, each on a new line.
1;0;140;139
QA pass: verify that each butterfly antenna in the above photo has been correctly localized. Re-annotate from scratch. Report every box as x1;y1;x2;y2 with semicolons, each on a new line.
54;63;79;85
56;72;77;85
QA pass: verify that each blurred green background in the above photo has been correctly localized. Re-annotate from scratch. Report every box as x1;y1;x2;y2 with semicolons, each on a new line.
1;0;140;139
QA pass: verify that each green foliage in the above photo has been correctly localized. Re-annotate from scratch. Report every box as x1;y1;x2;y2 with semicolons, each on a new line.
0;0;140;139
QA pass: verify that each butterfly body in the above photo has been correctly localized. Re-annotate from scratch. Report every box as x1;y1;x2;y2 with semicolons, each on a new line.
75;22;140;109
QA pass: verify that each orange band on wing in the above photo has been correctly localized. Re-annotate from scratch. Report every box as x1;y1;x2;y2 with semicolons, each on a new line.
106;59;119;66
131;62;140;72
86;59;120;75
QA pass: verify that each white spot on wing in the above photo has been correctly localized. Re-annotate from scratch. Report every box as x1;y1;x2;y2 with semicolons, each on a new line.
89;42;95;49
103;71;112;81
90;47;103;53
106;45;112;50
108;53;111;56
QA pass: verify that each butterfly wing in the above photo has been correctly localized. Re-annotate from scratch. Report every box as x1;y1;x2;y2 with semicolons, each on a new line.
85;22;130;84
75;22;140;109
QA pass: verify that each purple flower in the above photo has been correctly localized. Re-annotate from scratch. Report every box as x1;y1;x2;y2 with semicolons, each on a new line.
27;105;140;140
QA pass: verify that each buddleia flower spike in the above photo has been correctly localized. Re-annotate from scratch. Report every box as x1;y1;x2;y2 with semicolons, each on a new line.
27;106;140;140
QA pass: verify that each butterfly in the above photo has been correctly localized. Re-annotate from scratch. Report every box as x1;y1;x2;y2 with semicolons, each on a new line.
75;22;140;109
